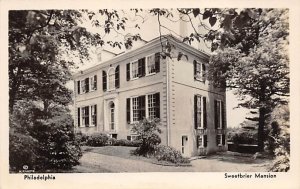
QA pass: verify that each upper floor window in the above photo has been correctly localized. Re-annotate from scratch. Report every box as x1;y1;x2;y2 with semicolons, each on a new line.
194;95;207;129
77;75;97;94
103;65;120;92
108;67;115;91
215;100;226;129
194;60;206;82
126;53;160;81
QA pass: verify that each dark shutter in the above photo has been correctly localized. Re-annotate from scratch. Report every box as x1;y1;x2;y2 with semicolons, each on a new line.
155;53;160;73
139;95;146;120
196;135;200;148
154;93;160;119
85;78;89;92
194;95;198;129
126;98;131;123
202;63;206;82
203;97;207;129
94;105;97;125
222;134;226;145
77;81;81;94
126;63;130;81
215;100;218;129
102;71;107;91
94;75;97;90
115;65;120;88
138;58;146;77
204;135;208;147
193;60;197;77
221;101;226;129
85;106;89;126
77;107;80;127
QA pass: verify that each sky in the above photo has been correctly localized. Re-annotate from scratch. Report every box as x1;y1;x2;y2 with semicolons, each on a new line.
72;9;249;128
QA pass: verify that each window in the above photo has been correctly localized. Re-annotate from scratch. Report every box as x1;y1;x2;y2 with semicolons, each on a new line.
81;80;86;93
131;60;139;79
78;105;97;127
146;54;156;74
91;105;97;126
90;75;97;91
148;94;156;119
132;97;140;122
115;65;120;88
81;106;89;127
215;100;225;129
110;103;115;130
194;95;207;129
77;81;81;94
216;134;226;146
102;71;107;91
126;93;160;123
194;60;206;82
197;135;207;148
108;68;115;91
127;54;159;81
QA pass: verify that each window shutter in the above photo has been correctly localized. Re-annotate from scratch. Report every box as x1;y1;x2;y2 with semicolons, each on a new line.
94;105;97;126
85;106;89;126
77;81;81;94
196;135;200;148
126;98;131;123
94;75;97;90
77;107;80;127
85;78;89;92
139;95;146;120
202;64;206;82
193;60;197;77
102;71;107;91
221;101;226;129
203;96;207;129
222;134;226;145
115;65;120;88
155;53;160;73
154;93;160;119
126;63;130;81
194;95;198;129
215;100;218;129
138;58;146;77
204;135;208;147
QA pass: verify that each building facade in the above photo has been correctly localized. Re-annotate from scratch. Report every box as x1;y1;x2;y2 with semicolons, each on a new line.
73;35;227;157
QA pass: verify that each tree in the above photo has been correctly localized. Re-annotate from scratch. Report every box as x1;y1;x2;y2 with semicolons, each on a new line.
207;9;289;151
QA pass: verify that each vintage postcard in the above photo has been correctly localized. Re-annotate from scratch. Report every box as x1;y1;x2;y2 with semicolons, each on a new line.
1;0;300;189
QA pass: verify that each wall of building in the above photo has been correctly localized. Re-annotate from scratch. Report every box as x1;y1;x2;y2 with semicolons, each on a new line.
167;46;227;157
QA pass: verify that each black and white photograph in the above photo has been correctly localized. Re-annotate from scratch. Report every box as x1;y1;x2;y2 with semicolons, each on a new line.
1;1;300;189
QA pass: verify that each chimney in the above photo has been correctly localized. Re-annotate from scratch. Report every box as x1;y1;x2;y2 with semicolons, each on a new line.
96;47;102;62
179;13;189;38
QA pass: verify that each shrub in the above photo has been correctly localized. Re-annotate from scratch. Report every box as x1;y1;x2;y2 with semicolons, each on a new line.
131;118;161;156
9;132;39;171
154;145;190;164
86;133;109;147
75;132;89;145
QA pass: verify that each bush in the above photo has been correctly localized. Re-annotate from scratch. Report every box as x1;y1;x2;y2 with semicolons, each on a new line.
9;132;39;171
113;139;142;147
154;145;190;164
75;132;89;145
131;118;161;156
86;133;109;147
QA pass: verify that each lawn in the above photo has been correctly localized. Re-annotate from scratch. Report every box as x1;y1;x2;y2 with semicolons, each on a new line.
72;146;271;172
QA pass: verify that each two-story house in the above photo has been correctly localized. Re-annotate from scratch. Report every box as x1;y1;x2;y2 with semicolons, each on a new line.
73;35;227;157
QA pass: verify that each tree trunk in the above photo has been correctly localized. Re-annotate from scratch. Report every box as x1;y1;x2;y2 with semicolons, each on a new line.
257;107;266;152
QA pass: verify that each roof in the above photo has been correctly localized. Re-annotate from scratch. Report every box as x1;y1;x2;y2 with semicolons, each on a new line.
73;34;210;78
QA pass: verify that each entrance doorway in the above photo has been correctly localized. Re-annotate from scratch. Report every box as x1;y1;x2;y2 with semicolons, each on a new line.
181;136;189;156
